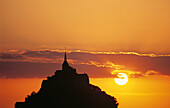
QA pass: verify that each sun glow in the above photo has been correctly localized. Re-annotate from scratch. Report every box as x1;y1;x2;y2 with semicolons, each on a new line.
114;73;128;85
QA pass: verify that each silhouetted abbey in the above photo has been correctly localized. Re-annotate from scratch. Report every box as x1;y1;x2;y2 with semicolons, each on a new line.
15;52;118;108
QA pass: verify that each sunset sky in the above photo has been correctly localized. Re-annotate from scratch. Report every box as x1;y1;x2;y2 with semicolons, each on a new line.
0;0;170;108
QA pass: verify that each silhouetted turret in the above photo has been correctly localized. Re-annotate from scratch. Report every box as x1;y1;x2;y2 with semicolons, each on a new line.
61;51;77;76
15;52;118;108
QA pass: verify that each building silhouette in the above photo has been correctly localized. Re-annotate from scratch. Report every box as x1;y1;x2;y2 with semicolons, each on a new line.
15;52;118;108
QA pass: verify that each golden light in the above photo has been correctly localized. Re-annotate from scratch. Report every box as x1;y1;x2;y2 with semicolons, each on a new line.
114;73;128;85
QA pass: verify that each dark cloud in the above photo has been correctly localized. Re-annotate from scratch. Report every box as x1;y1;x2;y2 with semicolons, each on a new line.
21;50;63;59
0;50;170;78
0;62;59;78
0;61;112;78
0;53;24;59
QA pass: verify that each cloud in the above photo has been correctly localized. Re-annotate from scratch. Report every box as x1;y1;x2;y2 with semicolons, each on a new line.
0;49;170;78
21;50;63;59
145;70;159;76
0;62;60;78
79;61;125;70
111;70;159;78
0;53;24;60
111;70;142;78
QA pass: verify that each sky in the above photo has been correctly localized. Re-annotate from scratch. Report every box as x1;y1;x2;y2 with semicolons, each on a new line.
1;0;170;53
0;0;170;108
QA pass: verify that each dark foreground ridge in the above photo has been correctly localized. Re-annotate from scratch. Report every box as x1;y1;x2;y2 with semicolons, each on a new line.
15;52;118;108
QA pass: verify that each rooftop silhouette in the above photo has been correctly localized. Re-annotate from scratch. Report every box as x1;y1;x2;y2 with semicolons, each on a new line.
15;51;118;108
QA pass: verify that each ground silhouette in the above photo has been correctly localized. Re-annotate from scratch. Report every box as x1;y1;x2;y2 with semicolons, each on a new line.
15;52;118;108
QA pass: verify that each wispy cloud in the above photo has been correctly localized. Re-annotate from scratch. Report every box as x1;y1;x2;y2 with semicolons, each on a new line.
79;61;125;70
0;49;170;78
111;70;160;78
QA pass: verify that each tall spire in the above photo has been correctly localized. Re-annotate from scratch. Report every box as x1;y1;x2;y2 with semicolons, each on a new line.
64;46;67;61
62;47;69;70
64;51;67;61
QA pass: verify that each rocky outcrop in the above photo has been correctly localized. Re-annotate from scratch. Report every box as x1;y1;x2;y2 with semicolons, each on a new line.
15;52;118;108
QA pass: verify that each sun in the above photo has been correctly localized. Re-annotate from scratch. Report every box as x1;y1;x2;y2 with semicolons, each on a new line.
114;73;128;85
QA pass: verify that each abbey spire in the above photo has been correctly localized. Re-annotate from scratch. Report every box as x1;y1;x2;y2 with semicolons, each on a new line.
64;51;67;62
62;49;69;70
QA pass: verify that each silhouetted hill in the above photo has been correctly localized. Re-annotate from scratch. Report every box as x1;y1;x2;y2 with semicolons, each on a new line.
15;52;118;108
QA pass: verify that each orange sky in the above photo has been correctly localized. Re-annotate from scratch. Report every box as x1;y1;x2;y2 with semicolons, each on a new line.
0;51;170;108
1;0;170;53
0;76;170;108
0;0;170;108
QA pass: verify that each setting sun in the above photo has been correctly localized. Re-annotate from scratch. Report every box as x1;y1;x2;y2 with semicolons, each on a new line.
114;73;128;85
